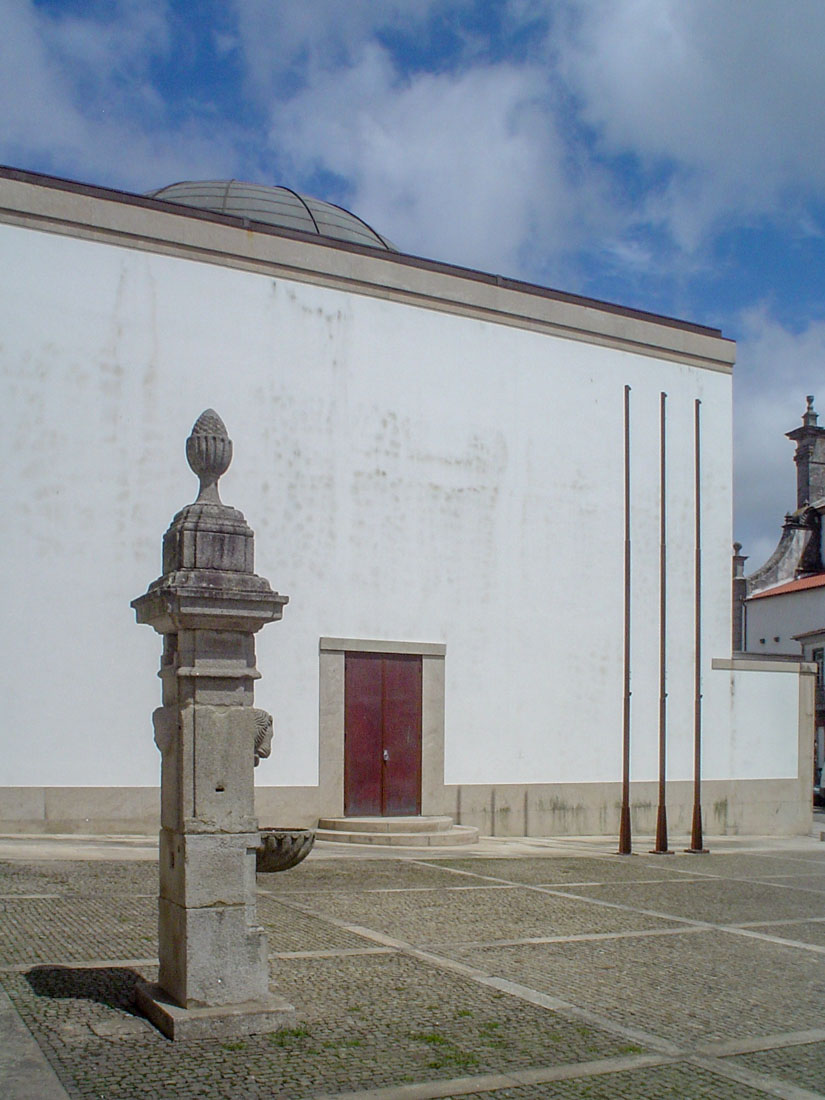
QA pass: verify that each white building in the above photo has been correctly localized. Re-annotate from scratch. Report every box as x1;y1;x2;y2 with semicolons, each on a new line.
735;398;825;799
0;168;813;837
737;397;825;655
745;576;825;656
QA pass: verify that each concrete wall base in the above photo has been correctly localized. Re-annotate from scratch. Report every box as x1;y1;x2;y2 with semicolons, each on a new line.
0;779;811;837
438;779;812;838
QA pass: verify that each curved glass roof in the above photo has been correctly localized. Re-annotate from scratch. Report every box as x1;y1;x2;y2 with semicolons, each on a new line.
146;180;396;251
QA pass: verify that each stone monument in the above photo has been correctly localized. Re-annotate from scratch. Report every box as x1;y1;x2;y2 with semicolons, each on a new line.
132;409;294;1039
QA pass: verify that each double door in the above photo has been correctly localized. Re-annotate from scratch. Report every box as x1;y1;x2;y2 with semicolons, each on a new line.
344;652;422;816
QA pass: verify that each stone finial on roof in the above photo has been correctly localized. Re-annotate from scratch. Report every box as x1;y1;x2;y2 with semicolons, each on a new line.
732;542;748;579
185;409;232;504
787;394;825;511
732;542;748;650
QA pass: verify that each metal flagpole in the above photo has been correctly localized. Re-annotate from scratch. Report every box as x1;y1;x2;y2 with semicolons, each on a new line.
618;384;632;855
687;398;708;854
651;392;672;854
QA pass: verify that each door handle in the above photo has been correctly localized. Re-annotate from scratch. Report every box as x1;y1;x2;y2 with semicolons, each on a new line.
382;749;390;763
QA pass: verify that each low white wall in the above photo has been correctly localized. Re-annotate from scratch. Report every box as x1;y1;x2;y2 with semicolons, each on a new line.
709;657;814;830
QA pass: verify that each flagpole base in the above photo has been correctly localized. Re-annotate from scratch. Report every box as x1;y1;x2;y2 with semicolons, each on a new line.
617;804;632;855
650;805;672;854
685;804;708;853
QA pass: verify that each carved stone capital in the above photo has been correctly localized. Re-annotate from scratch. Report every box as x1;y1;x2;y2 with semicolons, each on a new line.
252;708;273;767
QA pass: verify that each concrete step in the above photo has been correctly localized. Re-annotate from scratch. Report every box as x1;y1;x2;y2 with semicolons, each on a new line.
318;815;454;834
315;817;479;847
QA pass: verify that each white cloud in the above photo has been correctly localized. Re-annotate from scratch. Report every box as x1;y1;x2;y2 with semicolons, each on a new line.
733;309;825;567
266;43;591;275
231;0;450;98
0;0;90;159
230;1;595;278
559;0;825;250
0;0;242;189
227;0;825;279
7;0;822;281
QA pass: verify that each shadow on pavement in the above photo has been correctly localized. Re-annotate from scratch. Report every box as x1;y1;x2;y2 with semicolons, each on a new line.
25;966;144;1016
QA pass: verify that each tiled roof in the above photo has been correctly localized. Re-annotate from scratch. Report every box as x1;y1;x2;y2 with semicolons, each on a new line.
749;573;825;600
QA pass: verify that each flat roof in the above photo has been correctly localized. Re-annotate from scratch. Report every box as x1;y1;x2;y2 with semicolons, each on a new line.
0;165;735;372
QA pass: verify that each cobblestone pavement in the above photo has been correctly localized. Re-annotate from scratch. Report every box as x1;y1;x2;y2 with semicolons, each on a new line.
1;836;825;1099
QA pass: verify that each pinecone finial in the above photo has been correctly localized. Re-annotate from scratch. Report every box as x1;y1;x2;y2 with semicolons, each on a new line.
185;409;233;504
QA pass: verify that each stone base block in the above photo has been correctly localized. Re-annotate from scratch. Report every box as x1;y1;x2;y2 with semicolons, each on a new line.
158;898;269;1006
136;982;295;1041
159;830;259;908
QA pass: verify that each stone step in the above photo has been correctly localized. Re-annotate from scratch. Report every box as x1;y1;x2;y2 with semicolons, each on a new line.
318;815;454;834
315;822;479;847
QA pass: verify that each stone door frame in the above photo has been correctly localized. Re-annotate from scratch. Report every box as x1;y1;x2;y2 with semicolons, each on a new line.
318;638;446;818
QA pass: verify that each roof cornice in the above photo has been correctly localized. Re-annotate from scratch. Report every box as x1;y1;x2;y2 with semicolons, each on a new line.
0;166;736;373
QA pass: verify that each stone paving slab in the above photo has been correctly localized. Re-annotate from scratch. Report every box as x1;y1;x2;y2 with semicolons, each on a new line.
763;874;825;894
647;852;825;879
293;884;679;946
0;983;69;1100
3;843;825;1098
435;855;696;885
732;1040;825;1095
445;928;825;1046
455;1062;775;1098
0;859;156;896
0;896;157;967
734;848;825;865
562;876;825;923
260;860;462;893
747;919;825;947
1;954;636;1099
256;895;385;955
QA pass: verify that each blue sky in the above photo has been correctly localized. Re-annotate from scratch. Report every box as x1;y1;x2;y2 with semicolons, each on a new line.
2;0;824;566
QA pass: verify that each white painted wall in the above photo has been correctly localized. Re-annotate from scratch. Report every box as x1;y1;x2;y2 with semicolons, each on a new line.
0;221;736;790
745;588;825;654
715;665;801;779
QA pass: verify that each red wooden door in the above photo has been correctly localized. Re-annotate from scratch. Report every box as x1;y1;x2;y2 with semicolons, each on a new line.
344;653;422;816
382;655;423;816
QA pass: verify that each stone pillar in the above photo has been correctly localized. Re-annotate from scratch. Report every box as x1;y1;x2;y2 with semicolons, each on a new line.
132;410;294;1040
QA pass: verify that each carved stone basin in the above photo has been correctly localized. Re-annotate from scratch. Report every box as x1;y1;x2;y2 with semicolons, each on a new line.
256;828;315;873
